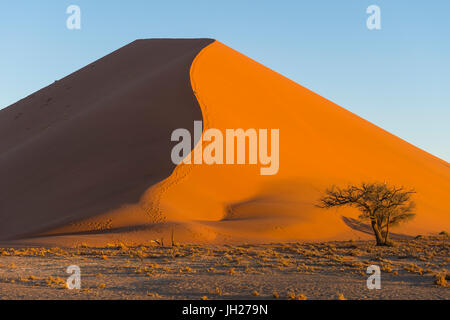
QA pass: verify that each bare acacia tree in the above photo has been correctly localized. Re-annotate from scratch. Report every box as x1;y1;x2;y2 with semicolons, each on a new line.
318;182;416;246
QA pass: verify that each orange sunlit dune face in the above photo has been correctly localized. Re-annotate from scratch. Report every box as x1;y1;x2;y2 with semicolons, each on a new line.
1;39;448;246
146;40;450;242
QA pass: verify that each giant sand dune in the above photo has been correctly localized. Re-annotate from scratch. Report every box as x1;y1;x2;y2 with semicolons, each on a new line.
0;39;448;245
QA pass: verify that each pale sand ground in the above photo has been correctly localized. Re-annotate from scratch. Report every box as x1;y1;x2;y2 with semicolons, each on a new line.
0;237;447;300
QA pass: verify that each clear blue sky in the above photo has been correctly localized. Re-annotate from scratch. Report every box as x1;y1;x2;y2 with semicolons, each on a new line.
0;0;448;161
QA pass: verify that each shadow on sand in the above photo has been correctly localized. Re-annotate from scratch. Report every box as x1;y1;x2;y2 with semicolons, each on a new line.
342;216;414;240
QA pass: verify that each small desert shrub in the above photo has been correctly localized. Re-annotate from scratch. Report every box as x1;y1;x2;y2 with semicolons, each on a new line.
46;276;66;288
434;273;447;287
296;294;307;300
381;264;393;273
404;263;423;275
286;291;307;300
287;291;296;300
337;293;346;300
147;292;160;298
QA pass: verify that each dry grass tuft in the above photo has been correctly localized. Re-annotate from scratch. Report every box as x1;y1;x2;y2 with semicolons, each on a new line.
337;293;346;300
296;294;307;300
434;273;447;287
381;264;393;273
147;292;160;298
46;276;66;288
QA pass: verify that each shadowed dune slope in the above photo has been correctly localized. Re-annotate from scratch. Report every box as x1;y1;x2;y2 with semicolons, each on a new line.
0;39;214;240
1;39;448;245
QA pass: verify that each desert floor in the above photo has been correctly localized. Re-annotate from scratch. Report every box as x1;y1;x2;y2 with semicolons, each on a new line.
0;237;448;300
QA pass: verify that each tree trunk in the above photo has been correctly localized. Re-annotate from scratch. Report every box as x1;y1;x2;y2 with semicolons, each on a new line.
384;232;390;245
385;218;390;243
371;220;385;245
383;214;395;246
